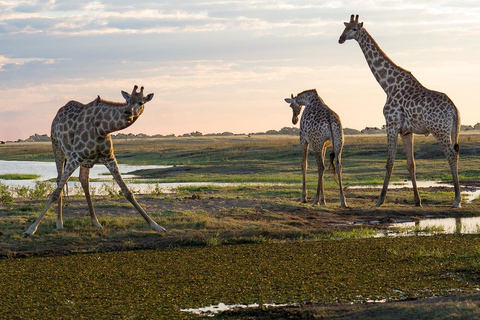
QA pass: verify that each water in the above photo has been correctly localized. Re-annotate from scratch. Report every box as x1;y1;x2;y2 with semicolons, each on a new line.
389;216;480;235
349;180;480;203
0;160;171;192
0;160;284;195
1;161;479;201
181;302;296;317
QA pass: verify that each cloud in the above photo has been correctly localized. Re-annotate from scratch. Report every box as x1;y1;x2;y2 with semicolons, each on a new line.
0;0;479;141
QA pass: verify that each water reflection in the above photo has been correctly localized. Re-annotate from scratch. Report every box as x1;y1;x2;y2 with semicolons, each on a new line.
349;180;480;203
390;216;480;235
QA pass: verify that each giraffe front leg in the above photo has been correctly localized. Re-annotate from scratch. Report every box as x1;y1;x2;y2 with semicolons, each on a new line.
401;133;421;206
376;129;399;207
104;159;166;233
79;166;102;228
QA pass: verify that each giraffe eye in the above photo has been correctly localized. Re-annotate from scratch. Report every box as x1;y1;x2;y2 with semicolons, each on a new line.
352;28;358;31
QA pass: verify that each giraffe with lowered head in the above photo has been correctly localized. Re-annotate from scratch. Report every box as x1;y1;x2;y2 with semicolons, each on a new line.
24;85;166;236
285;89;348;208
339;14;461;208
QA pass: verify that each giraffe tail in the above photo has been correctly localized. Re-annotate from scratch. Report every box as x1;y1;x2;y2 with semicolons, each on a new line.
62;158;70;205
452;108;460;155
328;152;339;184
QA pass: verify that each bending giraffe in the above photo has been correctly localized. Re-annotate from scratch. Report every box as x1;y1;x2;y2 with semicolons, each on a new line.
339;14;461;208
285;89;348;208
24;86;166;236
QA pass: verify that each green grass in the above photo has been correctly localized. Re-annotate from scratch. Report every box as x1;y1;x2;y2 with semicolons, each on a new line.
2;133;479;185
0;173;40;180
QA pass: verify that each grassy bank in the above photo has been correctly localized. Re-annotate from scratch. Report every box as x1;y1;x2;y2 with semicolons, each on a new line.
1;134;479;189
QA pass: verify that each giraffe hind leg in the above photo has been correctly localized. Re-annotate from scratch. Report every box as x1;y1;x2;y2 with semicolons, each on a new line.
313;144;327;206
438;136;461;208
79;166;102;228
104;159;166;233
52;142;66;230
332;152;348;208
25;163;78;236
300;142;309;203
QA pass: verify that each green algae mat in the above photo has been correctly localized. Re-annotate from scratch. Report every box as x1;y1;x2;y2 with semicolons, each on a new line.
2;235;480;319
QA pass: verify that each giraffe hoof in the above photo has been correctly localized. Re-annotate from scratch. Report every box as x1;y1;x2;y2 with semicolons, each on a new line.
92;220;103;228
151;223;167;233
24;226;37;237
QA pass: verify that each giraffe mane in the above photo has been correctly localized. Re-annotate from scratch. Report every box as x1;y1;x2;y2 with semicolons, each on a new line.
297;89;317;96
94;96;127;107
296;89;327;105
362;29;411;74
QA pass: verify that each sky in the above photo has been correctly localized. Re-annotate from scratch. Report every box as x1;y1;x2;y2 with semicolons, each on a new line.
0;0;479;141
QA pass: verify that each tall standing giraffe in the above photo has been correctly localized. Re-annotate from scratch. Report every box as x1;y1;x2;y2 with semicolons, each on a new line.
285;89;348;208
339;14;461;208
24;85;166;236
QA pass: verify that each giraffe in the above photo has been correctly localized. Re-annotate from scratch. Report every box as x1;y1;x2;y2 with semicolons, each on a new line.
338;14;461;208
285;89;348;208
24;85;167;236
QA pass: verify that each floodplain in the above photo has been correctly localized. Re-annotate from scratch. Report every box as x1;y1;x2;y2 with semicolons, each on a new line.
0;133;479;319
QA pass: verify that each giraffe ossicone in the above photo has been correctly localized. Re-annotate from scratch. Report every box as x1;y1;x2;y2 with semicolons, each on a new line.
285;89;347;208
339;14;461;208
24;85;166;236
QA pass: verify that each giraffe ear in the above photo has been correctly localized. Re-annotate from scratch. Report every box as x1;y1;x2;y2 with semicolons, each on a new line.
145;93;154;102
344;22;348;27
285;98;293;103
358;22;363;28
121;90;130;101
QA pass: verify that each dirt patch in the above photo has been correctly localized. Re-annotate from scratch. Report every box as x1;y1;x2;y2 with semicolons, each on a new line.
3;185;478;258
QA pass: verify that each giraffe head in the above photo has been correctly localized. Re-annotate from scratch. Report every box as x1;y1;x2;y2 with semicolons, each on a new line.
284;94;302;125
338;14;363;44
120;85;154;125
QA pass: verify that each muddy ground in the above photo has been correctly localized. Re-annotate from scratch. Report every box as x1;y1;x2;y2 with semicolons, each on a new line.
4;185;478;258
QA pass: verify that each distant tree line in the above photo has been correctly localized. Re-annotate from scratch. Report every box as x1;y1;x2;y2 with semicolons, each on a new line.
6;123;480;143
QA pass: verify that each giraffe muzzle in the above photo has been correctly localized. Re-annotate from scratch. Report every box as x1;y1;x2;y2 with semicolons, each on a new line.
292;115;299;125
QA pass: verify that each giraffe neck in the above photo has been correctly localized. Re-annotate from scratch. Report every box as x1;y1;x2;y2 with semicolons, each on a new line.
93;99;141;136
297;90;325;107
355;28;418;94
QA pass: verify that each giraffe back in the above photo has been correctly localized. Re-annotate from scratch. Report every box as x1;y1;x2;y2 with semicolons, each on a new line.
51;99;117;164
298;91;343;151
